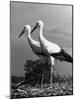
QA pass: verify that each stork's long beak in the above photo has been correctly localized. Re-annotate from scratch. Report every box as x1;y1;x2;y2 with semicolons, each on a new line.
31;24;38;34
18;28;25;38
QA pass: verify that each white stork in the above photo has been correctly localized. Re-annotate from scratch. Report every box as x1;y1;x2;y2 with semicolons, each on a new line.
31;20;73;64
18;25;55;85
18;25;48;63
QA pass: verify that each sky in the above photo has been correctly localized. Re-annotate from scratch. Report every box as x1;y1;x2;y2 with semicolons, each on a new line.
10;2;73;76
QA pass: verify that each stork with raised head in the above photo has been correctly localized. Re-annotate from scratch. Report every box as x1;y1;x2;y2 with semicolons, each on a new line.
18;25;55;86
31;20;73;63
18;25;48;64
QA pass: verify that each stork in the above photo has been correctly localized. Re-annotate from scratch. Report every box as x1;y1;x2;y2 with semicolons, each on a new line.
18;25;55;86
18;25;48;63
31;20;73;64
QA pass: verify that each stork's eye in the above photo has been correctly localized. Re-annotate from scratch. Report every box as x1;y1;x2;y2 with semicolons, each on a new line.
24;27;26;29
36;23;39;26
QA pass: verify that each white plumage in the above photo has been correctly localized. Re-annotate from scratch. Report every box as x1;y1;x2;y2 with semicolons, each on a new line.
18;25;55;85
18;25;48;63
31;20;73;63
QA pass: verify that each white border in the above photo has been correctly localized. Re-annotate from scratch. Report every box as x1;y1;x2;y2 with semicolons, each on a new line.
0;0;75;100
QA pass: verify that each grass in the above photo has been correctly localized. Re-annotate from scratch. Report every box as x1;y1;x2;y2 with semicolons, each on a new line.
10;60;73;99
11;74;73;99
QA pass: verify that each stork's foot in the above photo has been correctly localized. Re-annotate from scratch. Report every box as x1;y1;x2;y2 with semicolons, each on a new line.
41;84;44;89
50;78;52;86
49;83;53;88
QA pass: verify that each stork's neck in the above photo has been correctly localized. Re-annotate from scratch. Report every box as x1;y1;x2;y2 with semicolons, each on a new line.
27;29;32;42
39;25;43;37
39;24;45;42
27;29;31;39
27;29;35;44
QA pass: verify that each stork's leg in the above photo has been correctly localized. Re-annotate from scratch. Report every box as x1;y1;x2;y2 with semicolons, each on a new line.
48;59;53;86
50;65;53;85
41;74;44;88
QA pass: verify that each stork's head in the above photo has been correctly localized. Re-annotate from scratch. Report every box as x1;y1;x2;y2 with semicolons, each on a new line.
37;20;44;27
18;25;31;38
31;20;44;33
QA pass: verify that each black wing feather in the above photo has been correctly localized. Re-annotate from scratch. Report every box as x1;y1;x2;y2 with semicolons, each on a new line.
51;49;73;63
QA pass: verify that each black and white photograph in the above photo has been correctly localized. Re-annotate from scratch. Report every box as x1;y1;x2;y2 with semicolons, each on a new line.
10;1;73;99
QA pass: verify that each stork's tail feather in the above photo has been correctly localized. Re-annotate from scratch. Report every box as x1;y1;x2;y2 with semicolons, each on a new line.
51;49;73;63
65;55;73;63
62;49;73;63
